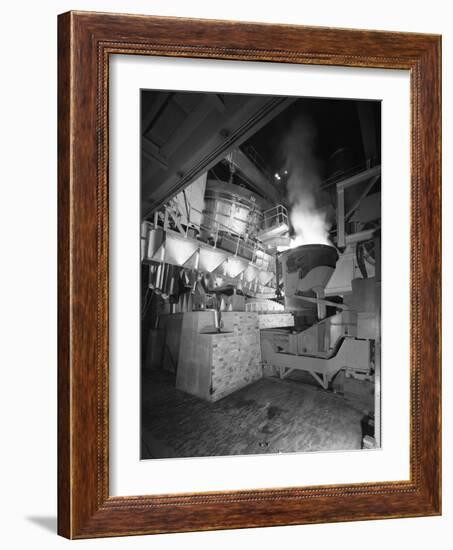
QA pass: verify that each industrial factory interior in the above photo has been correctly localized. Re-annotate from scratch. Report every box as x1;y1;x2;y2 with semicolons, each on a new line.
140;90;381;459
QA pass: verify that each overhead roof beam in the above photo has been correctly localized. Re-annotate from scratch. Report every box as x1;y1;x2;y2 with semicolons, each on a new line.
141;95;296;219
227;149;281;205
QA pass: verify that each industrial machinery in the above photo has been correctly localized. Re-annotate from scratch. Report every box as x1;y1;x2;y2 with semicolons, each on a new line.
140;89;382;456
260;161;381;395
140;88;381;410
141;172;285;314
261;242;379;390
142;163;380;393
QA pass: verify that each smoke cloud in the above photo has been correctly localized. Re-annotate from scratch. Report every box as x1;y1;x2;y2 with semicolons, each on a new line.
281;116;332;248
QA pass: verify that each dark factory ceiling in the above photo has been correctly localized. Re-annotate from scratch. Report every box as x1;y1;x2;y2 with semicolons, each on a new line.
141;90;380;219
242;97;380;180
141;90;295;217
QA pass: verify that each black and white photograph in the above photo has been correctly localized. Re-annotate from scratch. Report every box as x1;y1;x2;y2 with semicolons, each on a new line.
140;90;381;460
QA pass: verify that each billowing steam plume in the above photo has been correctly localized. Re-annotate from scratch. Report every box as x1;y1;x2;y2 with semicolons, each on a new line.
281;116;332;248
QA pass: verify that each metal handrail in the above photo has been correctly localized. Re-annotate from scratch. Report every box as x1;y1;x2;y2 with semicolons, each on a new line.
151;200;290;271
152;204;273;269
262;204;289;230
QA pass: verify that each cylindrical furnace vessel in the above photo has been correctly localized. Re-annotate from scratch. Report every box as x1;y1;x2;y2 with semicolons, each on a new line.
279;244;338;322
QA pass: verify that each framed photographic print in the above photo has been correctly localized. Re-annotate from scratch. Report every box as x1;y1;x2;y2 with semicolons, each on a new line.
58;11;441;539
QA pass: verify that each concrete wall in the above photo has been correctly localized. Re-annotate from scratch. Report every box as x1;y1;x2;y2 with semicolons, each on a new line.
176;311;263;401
210;312;263;400
175;311;218;399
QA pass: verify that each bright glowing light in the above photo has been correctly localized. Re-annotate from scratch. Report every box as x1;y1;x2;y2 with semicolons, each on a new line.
289;197;331;248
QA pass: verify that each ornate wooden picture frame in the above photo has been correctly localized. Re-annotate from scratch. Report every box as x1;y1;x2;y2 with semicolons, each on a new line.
58;11;441;539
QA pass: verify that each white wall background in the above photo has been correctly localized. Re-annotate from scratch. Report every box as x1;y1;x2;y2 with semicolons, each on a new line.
0;1;450;548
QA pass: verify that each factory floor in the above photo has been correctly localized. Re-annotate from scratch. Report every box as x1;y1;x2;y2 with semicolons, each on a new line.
141;369;368;459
